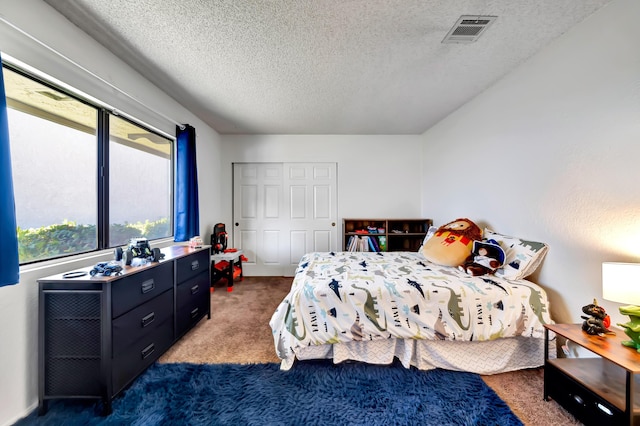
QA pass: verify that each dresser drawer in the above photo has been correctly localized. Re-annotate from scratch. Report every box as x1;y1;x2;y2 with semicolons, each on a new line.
112;261;174;318
176;287;209;337
176;271;209;309
176;249;209;283
112;318;174;394
112;289;174;357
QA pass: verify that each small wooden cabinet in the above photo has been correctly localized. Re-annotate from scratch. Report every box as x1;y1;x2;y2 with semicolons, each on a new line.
342;218;432;252
38;245;211;415
544;323;640;426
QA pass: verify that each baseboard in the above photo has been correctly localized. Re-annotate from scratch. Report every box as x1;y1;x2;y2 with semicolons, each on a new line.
1;400;37;426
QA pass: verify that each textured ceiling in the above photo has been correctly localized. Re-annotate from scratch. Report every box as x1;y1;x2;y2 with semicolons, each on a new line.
44;0;611;135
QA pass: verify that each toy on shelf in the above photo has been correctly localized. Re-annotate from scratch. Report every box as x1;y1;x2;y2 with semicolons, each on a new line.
580;298;613;336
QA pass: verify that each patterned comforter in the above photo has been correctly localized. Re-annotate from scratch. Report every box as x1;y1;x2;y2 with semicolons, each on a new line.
270;251;552;361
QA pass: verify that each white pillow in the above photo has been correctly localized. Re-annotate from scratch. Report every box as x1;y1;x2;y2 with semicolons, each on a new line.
484;228;549;280
418;225;438;251
422;225;438;241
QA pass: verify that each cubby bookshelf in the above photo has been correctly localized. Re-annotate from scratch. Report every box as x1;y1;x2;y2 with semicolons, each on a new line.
342;218;433;252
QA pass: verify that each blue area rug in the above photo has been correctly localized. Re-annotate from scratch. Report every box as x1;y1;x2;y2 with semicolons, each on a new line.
18;360;522;425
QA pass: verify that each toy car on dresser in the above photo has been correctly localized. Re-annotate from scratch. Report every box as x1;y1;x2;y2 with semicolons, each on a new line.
89;262;123;276
114;237;165;266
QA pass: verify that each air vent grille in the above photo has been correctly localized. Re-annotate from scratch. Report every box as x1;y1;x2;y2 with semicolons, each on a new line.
442;15;497;44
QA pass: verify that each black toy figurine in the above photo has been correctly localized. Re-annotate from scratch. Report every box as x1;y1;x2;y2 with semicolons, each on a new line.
581;298;613;336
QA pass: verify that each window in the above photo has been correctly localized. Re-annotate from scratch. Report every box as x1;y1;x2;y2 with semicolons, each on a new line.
3;64;173;264
108;115;172;247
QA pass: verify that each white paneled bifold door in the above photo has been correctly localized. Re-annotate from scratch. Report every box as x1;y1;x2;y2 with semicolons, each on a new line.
233;163;338;277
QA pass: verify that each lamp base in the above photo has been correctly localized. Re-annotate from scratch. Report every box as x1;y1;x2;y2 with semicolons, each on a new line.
617;305;640;352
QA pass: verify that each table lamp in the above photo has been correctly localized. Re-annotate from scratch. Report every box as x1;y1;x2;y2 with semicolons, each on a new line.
602;262;640;351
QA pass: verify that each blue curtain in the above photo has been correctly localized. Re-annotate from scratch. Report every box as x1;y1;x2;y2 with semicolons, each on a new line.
0;54;20;287
174;124;199;241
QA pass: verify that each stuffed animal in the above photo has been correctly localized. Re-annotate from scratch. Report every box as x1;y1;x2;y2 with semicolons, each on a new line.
581;299;612;335
458;239;505;276
421;218;482;267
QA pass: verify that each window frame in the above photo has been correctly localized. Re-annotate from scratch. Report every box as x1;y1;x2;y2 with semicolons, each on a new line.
3;61;175;265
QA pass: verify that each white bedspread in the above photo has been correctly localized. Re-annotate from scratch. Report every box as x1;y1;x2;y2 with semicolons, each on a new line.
270;251;552;363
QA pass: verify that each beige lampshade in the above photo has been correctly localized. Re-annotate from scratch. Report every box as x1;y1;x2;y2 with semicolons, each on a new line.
602;262;640;305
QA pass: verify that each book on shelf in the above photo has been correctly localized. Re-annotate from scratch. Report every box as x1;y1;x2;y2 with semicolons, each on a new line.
347;234;381;252
378;235;387;251
347;234;385;252
346;235;357;251
370;235;381;251
360;236;369;251
368;236;377;252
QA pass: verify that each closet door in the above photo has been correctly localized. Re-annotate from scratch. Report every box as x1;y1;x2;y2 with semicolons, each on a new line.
233;163;286;276
233;163;337;277
283;163;337;276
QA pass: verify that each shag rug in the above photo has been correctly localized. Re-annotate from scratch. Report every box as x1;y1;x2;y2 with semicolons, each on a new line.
18;360;522;426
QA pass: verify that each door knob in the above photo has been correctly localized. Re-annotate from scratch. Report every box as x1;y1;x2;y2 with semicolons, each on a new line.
332;222;336;226
235;223;239;226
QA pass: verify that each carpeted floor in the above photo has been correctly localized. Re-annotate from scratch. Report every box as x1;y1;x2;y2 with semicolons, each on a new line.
160;276;583;426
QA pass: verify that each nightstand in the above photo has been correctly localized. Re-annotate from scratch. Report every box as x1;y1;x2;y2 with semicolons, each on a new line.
544;323;640;425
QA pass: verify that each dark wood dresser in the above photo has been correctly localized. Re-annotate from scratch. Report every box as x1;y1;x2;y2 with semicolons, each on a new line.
37;245;211;415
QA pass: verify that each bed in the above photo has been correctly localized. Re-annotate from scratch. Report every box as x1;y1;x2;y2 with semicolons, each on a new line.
270;250;555;375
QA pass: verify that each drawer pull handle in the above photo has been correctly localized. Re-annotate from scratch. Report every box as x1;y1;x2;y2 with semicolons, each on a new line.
141;312;155;327
141;279;155;294
596;403;613;416
191;260;200;271
190;307;199;318
141;343;155;359
191;284;199;295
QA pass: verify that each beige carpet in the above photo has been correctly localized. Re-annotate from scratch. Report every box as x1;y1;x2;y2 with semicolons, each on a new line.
159;276;582;426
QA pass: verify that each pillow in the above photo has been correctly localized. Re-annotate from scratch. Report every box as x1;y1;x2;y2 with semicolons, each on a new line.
418;225;438;251
484;228;549;280
421;218;482;267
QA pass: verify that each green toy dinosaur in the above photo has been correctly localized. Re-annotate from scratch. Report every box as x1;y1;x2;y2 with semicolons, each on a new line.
617;305;640;351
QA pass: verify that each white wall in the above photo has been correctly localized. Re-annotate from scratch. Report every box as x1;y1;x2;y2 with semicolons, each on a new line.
2;0;637;423
420;0;640;327
220;134;425;248
0;1;222;424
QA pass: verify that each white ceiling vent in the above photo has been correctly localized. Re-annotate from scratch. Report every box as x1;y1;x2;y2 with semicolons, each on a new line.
442;15;497;44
